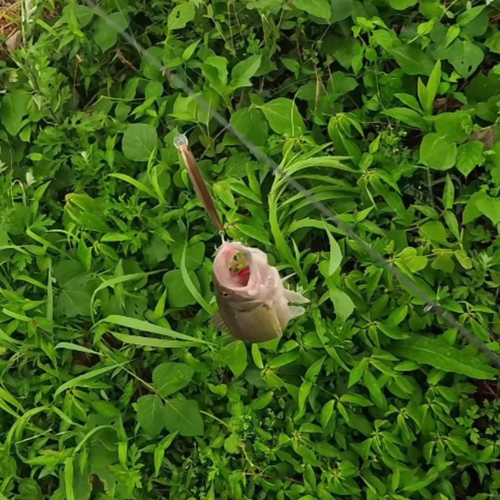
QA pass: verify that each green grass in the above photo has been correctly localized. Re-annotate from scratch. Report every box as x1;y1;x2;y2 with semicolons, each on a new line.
0;0;500;498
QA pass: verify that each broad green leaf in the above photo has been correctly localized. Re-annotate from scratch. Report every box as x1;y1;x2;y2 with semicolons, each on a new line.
153;363;195;397
74;5;94;27
389;0;417;9
485;32;500;54
231;54;262;88
136;395;164;437
94;12;129;52
391;45;434;75
122;123;158;162
445;39;484;78
458;5;485;27
172;241;204;270
261;98;306;136
233;222;271;245
476;196;500;224
455;249;472;270
434;112;472;142
292;0;331;21
164;399;204;437
163;269;201;308
396;247;428;272
456;141;485;177
19;479;43;500
463;191;490;224
220;340;247;376
419;220;447;244
328;285;354;319
230;107;269;146
330;0;353;23
390;335;498;379
0;91;30;136
168;3;196;30
419;133;456;171
432;252;455;273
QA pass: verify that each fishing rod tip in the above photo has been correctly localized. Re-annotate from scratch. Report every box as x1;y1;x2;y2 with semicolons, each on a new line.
174;134;189;150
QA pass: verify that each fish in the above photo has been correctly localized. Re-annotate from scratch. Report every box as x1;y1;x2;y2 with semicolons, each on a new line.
212;241;309;343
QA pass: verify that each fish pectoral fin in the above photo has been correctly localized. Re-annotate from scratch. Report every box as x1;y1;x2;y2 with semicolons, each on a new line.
284;289;310;304
281;273;296;283
211;312;229;332
288;305;306;319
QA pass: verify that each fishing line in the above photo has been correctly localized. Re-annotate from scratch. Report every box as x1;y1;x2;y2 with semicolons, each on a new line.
82;0;500;369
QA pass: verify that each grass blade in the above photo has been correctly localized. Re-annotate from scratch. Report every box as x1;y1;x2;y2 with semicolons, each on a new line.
100;315;210;344
54;364;121;398
111;331;200;348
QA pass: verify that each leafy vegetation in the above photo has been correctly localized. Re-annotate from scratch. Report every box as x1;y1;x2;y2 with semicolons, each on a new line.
1;0;500;498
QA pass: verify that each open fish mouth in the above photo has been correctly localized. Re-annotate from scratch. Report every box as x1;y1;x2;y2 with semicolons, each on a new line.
230;252;250;286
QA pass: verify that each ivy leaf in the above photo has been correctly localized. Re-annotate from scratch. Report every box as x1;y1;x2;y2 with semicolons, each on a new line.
397;247;428;272
220;341;248;376
168;3;196;30
55;275;95;318
1;91;30;136
419;221;447;244
391;45;434;75
261;98;306;136
389;0;417;10
136;395;164;438
19;479;43;500
330;0;353;23
163;399;204;437
419;133;457;170
292;0;331;21
485;32;500;54
230;107;269;146
94;12;129;52
329;285;355;319
445;39;484;78
456;141;485;177
476;197;500;224
163;269;201;308
231;55;262;88
153;363;195;397
122;124;158;162
434;112;472;143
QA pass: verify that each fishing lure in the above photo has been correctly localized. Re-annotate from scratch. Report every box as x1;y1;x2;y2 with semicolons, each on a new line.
174;134;223;233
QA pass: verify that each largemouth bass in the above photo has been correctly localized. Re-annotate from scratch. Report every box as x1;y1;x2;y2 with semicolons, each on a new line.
212;242;308;343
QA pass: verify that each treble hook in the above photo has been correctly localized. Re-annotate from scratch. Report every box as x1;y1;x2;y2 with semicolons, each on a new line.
174;134;225;238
